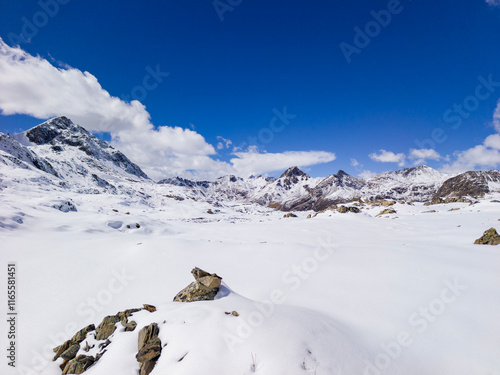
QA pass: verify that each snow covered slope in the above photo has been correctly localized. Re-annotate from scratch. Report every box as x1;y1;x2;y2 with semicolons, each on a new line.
7;116;150;194
0;183;499;375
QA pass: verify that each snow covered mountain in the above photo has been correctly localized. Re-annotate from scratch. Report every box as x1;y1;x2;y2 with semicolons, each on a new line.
2;116;500;211
159;165;451;211
1;117;149;195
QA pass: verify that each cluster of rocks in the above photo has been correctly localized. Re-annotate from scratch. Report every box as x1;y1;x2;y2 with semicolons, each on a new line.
53;307;143;374
424;197;473;206
475;228;500;245
375;208;397;217
337;205;360;213
51;268;224;374
173;267;222;302
307;204;362;218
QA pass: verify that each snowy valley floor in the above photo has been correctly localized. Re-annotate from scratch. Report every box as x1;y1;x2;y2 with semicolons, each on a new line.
0;190;499;375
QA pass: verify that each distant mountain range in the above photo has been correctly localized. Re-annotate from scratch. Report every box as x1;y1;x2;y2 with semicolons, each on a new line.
1;116;500;211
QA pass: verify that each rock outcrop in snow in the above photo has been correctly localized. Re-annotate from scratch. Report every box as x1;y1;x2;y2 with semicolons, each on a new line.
434;170;500;199
173;267;223;302
50;268;369;375
474;227;500;245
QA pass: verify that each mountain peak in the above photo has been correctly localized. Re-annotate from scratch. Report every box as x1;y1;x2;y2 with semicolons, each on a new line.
24;116;92;146
336;170;350;178
18;117;150;180
279;166;309;179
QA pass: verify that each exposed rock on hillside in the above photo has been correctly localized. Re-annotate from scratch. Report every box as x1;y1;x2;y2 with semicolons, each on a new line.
434;171;500;199
376;208;397;217
474;228;500;245
52;307;145;374
173;267;222;302
137;323;162;375
21;117;149;180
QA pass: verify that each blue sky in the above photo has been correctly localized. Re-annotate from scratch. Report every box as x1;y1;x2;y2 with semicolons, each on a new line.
1;0;500;180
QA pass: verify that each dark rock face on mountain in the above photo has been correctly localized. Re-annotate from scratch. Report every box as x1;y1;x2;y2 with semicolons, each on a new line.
279;166;310;187
0;133;58;176
157;176;210;189
433;171;500;199
23;117;149;180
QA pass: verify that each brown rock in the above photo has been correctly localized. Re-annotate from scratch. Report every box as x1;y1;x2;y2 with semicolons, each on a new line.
173;268;222;303
337;205;349;213
95;315;120;340
53;340;72;361
137;323;162;375
138;323;160;351
375;208;397;217
62;355;95;375
71;324;95;344
136;337;162;362
143;304;157;312
61;344;80;361
474;228;500;245
122;320;138;332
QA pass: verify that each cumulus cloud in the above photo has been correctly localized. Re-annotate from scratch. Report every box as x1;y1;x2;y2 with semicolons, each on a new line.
230;151;336;177
216;136;232;150
358;170;377;179
441;134;500;173
408;148;441;165
486;0;500;6
493;99;500;132
440;98;500;174
0;39;336;180
369;149;406;167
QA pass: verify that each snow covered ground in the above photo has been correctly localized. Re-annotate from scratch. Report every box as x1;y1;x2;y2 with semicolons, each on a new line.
0;177;499;375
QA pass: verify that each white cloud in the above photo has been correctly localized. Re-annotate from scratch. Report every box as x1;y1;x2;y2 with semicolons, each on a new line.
486;0;500;6
440;136;500;173
409;148;441;161
408;148;441;165
350;158;360;167
0;39;336;180
493;99;500;132
230;151;336;177
358;170;376;179
216;136;232;150
440;100;500;173
369;149;406;167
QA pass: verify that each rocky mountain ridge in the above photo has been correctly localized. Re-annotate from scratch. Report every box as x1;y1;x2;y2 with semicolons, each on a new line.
1;116;500;211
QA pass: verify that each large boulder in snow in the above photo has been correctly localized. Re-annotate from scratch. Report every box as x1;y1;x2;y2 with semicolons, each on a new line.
136;323;162;375
474;228;500;245
173;267;222;302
